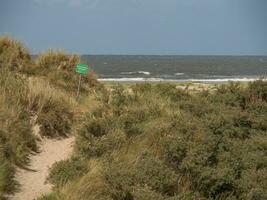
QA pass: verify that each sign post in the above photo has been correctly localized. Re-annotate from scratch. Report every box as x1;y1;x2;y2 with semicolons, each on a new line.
76;64;90;98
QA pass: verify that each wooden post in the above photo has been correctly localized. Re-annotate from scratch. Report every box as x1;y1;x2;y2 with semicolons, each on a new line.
76;74;82;98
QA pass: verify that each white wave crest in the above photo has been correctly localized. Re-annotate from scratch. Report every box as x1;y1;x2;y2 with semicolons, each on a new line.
99;78;161;82
174;73;185;76
120;71;150;75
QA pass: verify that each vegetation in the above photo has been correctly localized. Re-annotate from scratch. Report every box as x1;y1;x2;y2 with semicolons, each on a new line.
0;36;32;72
27;78;75;137
1;36;267;200
43;81;267;200
0;36;98;199
0;69;36;197
34;50;99;92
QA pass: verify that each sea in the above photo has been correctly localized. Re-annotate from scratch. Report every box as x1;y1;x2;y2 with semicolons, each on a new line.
83;55;267;83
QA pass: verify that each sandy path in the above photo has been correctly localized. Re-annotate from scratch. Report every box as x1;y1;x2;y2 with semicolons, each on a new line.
10;136;74;200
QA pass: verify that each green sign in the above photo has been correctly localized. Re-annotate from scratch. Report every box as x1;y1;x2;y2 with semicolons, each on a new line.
76;64;89;75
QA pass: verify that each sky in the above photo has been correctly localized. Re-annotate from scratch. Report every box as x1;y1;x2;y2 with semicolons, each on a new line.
0;0;267;55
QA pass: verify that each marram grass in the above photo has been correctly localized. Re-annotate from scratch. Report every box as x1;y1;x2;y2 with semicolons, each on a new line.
0;36;98;198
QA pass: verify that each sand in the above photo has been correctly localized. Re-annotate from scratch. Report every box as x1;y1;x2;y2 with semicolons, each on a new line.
10;123;74;200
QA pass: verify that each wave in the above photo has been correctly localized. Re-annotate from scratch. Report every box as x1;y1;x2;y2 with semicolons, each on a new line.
186;78;266;82
174;73;185;76
120;71;150;75
99;78;161;82
98;77;267;82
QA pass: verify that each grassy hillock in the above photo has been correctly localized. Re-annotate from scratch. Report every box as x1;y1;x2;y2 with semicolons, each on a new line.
0;36;98;199
33;50;99;92
42;81;267;200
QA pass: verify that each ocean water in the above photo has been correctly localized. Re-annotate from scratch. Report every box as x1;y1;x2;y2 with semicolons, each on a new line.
82;55;267;82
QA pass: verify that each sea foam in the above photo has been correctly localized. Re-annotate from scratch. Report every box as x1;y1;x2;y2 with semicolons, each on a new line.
120;71;150;75
174;73;185;76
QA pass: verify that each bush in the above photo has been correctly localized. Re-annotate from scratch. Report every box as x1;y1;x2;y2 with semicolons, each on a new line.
0;161;17;196
133;152;179;196
247;80;267;102
37;193;58;200
103;153;180;199
76;127;126;158
48;157;88;187
154;83;190;102
131;186;165;200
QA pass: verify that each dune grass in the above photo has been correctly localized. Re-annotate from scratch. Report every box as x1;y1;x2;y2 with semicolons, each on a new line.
0;69;36;198
34;49;99;93
1;36;266;200
0;36;33;73
0;36;98;199
27;78;76;137
0;68;77;198
44;81;267;200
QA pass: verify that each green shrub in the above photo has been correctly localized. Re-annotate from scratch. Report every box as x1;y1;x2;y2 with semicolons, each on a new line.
0;161;17;196
76;128;126;158
213;82;244;107
103;152;180;199
48;157;88;187
239;169;267;200
131;83;153;94
131;186;165;200
118;105;152;137
37;193;58;200
248;80;267;102
161;134;188;169
154;83;190;102
134;152;179;196
109;84;128;110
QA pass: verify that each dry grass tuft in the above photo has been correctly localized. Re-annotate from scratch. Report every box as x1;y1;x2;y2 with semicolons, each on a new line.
0;36;33;73
34;50;99;93
27;78;76;137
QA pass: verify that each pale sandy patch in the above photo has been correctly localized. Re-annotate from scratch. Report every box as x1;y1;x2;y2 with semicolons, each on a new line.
10;135;74;200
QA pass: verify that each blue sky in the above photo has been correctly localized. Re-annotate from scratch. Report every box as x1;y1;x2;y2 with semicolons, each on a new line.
0;0;266;55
